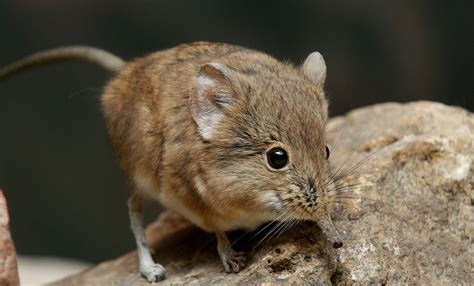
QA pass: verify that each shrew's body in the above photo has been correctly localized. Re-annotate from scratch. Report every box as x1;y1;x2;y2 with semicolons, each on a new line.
0;42;342;282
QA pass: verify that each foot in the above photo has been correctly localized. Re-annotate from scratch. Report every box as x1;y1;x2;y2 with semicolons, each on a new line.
140;263;166;282
216;231;248;273
220;249;248;273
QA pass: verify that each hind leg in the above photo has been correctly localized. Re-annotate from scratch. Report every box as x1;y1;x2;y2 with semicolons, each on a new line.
128;192;166;282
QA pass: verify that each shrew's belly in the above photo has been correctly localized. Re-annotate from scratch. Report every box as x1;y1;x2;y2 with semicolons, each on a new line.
134;172;209;230
134;172;274;232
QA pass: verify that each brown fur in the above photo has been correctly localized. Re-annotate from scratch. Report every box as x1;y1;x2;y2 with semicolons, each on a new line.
102;42;332;232
0;41;341;281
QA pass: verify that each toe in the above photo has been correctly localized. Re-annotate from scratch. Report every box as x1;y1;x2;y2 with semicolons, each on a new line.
141;264;166;282
229;260;240;273
234;252;248;267
219;250;249;274
223;262;232;273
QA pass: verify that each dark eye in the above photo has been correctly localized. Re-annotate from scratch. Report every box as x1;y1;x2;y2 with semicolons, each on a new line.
267;147;289;170
325;145;330;159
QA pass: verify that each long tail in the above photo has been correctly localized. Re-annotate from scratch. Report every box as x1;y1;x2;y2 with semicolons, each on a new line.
0;46;125;79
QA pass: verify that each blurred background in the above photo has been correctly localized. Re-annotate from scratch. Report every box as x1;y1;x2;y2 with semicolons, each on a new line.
0;0;472;264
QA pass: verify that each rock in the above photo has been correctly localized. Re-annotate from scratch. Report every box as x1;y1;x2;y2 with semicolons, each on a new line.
0;190;20;286
17;255;91;285
52;101;473;285
326;102;473;285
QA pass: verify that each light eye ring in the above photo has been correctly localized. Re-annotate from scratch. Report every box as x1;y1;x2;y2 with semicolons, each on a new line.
265;146;290;171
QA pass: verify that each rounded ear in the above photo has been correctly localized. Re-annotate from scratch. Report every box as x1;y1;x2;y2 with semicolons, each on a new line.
301;52;327;88
190;63;236;140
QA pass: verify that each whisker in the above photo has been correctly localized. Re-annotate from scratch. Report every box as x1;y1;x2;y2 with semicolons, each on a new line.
280;218;301;237
255;221;286;248
320;146;381;196
328;125;377;182
268;220;291;241
325;197;391;208
231;211;289;247
326;183;377;196
332;148;382;183
326;198;407;220
271;213;302;241
249;211;293;245
330;149;358;183
330;179;377;189
254;209;298;248
275;218;296;238
325;182;377;197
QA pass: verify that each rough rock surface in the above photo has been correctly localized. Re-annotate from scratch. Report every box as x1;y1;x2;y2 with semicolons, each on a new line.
52;102;473;285
0;190;20;286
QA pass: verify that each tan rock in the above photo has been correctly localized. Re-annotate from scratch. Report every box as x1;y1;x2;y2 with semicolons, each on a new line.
52;101;474;285
0;190;20;286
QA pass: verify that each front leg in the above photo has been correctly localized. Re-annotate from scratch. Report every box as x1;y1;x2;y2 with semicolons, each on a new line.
215;231;248;273
128;193;166;282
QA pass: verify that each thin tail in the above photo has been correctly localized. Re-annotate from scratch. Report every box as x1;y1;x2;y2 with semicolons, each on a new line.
0;46;125;79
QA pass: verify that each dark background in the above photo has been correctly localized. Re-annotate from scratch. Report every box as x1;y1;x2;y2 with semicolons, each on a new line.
0;0;472;263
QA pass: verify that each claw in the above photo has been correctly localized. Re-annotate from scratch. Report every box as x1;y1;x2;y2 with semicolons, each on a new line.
140;263;166;282
216;231;249;273
222;250;248;273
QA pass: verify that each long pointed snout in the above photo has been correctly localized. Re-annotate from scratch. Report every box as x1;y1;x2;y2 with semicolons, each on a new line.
316;212;343;249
